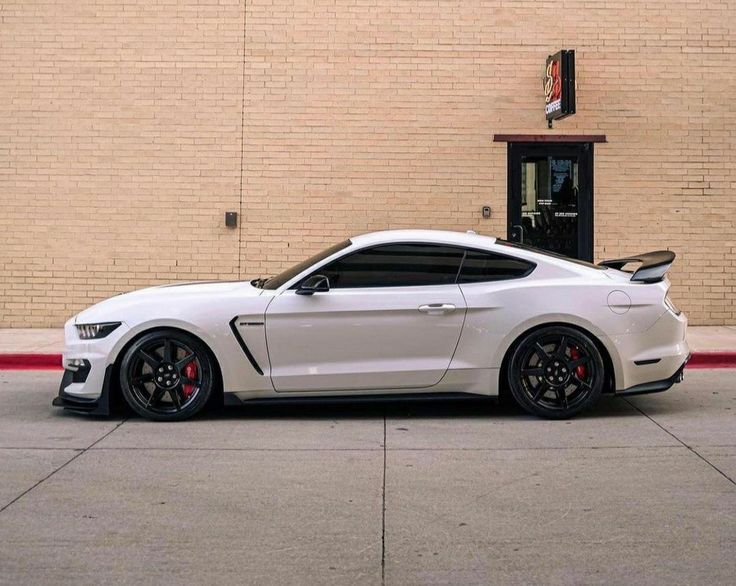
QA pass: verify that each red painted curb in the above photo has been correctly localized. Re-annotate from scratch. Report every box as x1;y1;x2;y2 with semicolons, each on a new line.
0;351;735;371
0;353;63;370
686;351;736;369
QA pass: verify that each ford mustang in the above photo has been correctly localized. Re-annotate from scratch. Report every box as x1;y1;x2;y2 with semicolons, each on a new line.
53;230;689;421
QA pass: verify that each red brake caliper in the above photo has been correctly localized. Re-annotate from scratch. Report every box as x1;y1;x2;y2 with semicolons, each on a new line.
182;360;198;399
570;346;586;379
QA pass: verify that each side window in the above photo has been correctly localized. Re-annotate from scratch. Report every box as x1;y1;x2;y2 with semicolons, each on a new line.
317;244;464;288
458;249;534;283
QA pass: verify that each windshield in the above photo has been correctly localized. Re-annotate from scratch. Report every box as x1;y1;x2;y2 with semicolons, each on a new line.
260;240;352;290
496;240;607;270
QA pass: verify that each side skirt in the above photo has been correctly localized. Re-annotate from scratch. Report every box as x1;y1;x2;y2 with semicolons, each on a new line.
224;391;492;407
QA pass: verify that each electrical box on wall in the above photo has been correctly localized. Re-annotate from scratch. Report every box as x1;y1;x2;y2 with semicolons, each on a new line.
482;205;492;219
225;211;238;228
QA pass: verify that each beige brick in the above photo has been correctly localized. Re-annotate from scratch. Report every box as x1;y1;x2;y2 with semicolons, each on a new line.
0;0;735;326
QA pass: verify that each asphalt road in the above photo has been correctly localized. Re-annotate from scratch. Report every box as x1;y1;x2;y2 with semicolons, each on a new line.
0;370;734;585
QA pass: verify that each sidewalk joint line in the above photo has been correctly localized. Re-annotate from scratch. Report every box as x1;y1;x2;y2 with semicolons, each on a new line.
7;444;685;453
0;418;128;516
381;409;387;586
0;446;88;451
87;446;383;452
622;398;735;487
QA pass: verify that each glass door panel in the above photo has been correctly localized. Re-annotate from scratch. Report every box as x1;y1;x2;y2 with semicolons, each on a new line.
508;143;593;261
520;156;579;258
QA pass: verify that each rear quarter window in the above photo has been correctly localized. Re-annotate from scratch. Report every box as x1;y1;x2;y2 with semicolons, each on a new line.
458;249;535;283
496;240;607;270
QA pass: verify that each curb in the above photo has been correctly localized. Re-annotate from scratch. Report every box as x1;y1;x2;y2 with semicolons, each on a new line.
686;351;736;369
0;353;63;370
1;352;736;371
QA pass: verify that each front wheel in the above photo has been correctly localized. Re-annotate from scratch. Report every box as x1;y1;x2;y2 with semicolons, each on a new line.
119;329;214;421
508;326;605;419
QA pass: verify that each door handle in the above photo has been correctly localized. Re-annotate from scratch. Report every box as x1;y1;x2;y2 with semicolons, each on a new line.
418;303;456;315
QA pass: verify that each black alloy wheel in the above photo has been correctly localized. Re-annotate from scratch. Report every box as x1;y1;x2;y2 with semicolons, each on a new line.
508;326;604;419
119;329;214;421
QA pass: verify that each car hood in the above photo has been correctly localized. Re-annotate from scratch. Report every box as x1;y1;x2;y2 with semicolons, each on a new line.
75;280;263;323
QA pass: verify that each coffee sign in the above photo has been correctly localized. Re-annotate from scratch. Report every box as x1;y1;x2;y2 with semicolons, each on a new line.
544;50;576;121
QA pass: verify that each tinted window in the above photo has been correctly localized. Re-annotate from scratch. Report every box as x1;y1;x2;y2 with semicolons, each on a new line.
496;239;606;270
263;240;351;290
315;244;464;288
458;249;534;283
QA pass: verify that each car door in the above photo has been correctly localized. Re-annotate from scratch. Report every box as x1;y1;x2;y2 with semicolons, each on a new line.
264;243;467;392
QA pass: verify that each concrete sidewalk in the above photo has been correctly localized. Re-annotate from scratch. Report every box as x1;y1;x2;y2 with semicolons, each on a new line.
1;369;735;584
0;329;65;354
1;326;736;354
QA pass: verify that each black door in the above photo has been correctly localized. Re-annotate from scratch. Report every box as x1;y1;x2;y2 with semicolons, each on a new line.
507;142;594;261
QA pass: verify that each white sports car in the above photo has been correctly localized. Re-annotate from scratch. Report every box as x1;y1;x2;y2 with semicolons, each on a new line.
54;230;689;421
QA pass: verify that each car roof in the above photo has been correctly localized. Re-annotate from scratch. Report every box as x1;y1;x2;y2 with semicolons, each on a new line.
350;229;497;249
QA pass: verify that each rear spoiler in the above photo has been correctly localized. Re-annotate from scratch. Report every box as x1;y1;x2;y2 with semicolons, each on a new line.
598;250;675;283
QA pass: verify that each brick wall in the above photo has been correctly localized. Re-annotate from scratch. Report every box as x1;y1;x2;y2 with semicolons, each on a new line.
1;0;734;326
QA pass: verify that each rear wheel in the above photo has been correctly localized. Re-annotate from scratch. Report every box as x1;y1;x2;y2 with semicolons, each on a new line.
119;329;214;421
508;326;604;419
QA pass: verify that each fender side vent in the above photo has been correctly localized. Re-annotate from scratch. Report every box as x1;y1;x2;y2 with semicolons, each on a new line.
634;358;662;366
228;317;264;375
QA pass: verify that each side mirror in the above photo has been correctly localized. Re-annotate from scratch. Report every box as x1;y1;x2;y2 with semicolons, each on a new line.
296;274;330;295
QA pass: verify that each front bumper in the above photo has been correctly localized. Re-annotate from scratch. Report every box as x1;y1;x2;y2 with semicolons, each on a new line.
52;318;128;416
53;364;115;415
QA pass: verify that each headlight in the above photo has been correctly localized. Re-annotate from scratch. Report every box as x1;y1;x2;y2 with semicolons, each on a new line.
76;322;121;340
664;294;681;316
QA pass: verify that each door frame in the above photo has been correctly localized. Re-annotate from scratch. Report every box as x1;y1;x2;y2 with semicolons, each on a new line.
506;142;594;262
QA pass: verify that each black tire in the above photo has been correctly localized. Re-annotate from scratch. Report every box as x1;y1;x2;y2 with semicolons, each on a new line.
508;326;604;419
119;329;214;422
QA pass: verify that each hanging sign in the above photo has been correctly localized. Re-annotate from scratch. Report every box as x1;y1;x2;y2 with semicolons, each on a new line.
544;50;576;121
